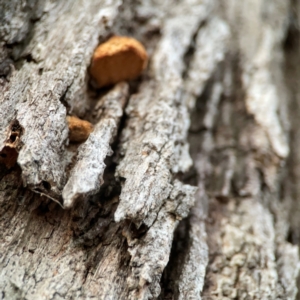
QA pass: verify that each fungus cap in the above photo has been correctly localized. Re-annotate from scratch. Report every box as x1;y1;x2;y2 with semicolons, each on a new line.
90;36;148;88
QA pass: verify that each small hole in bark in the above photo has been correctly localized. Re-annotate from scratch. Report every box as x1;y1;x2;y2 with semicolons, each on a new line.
119;176;126;183
9;133;18;143
38;68;43;75
11;121;22;132
6;120;24;149
25;54;33;62
287;227;298;245
42;181;51;190
215;195;230;204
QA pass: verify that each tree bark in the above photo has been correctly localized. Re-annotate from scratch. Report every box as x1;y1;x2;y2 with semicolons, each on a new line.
0;0;300;299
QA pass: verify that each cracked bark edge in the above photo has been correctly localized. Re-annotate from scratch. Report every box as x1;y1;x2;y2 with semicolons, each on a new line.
62;82;128;208
177;190;209;300
114;0;213;227
165;18;230;297
0;0;121;194
184;17;230;111
125;180;197;300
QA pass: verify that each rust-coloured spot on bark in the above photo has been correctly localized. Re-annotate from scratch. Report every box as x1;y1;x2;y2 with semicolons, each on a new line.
90;36;148;88
67;116;93;143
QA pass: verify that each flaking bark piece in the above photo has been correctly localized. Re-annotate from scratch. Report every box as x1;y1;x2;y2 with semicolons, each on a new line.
90;36;148;88
114;0;213;227
62;82;128;208
0;0;122;194
126;181;197;300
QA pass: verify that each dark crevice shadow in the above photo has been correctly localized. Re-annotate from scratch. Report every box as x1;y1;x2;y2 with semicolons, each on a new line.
283;1;300;298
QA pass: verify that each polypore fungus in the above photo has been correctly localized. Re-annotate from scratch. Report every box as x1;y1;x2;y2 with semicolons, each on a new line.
67;116;93;143
90;36;148;88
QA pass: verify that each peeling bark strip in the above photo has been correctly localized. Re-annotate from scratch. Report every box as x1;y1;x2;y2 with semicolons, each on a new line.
115;0;213;227
63;82;128;208
1;0;300;299
126;181;197;299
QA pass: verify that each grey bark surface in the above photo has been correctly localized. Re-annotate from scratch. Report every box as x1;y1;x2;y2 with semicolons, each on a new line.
0;0;300;299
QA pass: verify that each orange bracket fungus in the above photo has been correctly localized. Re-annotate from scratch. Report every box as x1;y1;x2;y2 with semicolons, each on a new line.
90;36;148;88
67;116;94;143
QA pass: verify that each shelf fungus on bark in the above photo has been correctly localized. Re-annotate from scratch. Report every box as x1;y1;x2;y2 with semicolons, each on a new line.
67;116;94;143
90;36;148;88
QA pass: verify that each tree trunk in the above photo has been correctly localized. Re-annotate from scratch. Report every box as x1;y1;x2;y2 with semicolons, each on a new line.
1;0;300;299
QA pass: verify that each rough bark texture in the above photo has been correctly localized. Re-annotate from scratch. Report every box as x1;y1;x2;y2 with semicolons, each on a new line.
0;0;300;299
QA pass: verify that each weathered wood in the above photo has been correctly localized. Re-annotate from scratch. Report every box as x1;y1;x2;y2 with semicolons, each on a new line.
0;0;121;194
0;0;300;299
